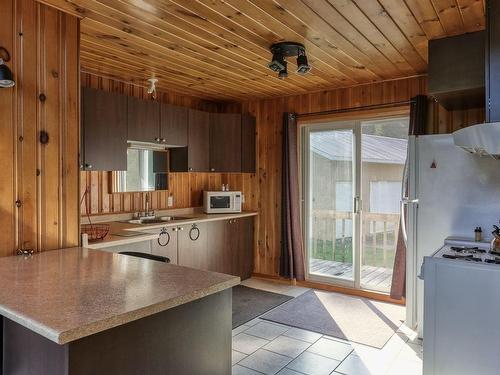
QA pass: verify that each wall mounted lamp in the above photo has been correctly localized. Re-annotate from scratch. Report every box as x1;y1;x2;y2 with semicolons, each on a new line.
0;47;15;88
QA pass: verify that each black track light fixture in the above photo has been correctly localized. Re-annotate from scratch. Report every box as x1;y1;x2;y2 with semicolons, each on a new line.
267;42;311;79
0;47;15;88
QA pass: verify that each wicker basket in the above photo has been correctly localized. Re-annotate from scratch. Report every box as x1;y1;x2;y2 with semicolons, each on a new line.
81;224;110;241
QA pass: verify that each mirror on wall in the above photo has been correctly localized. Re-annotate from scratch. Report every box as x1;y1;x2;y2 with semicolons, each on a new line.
110;147;169;193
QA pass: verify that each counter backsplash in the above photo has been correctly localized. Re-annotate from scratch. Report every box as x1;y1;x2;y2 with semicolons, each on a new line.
80;171;257;217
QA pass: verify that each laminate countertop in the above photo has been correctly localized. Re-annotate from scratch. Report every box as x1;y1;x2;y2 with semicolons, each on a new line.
0;248;239;344
84;211;258;249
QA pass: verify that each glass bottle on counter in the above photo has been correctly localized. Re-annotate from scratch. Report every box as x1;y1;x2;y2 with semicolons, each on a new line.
475;227;482;242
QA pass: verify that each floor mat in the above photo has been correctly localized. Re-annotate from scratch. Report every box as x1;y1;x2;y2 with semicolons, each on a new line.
261;289;404;348
232;285;293;329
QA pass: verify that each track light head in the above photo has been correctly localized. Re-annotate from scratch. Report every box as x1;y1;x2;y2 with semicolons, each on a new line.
268;42;310;79
278;61;288;80
296;50;311;75
268;51;285;72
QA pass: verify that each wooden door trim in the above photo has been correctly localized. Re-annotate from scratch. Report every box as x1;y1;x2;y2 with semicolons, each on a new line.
251;274;405;306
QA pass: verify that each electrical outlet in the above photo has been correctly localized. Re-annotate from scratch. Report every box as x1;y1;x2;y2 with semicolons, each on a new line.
167;195;173;207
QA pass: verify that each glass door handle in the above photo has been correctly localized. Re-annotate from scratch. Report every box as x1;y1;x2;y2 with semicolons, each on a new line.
353;196;361;214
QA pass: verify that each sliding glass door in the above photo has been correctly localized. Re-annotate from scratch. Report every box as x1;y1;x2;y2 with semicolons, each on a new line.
302;117;409;293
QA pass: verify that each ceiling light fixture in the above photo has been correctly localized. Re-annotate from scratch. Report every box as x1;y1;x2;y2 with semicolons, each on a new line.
147;78;158;99
267;42;311;79
0;47;15;88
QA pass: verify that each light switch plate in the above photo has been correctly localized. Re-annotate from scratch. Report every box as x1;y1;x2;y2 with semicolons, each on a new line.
167;195;173;207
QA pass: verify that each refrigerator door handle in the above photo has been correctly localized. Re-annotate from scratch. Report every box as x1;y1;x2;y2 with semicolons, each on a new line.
402;198;419;204
401;198;419;245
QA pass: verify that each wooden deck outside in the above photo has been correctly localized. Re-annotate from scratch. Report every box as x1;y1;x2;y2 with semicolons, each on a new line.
310;259;393;291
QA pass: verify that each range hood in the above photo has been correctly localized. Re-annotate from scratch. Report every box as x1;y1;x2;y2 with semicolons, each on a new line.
452;0;500;157
453;122;500;159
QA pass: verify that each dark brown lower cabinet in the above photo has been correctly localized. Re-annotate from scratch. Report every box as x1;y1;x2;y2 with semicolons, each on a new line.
233;217;254;280
151;227;178;265
177;222;208;270
206;217;254;280
174;218;254;279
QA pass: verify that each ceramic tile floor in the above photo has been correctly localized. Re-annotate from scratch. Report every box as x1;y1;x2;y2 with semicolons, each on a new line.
233;279;422;375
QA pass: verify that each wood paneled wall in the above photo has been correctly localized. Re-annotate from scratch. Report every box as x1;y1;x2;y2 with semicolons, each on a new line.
80;72;258;216
81;172;258;215
0;0;79;256
241;76;429;277
426;101;485;134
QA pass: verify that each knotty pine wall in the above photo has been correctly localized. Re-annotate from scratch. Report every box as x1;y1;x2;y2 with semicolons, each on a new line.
0;0;79;256
426;101;485;134
241;76;485;277
80;72;258;216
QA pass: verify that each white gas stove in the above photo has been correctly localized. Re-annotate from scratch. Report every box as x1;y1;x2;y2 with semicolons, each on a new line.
431;237;497;263
422;236;500;375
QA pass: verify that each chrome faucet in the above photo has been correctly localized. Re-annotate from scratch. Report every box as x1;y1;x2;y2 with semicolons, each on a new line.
145;193;150;214
135;193;155;219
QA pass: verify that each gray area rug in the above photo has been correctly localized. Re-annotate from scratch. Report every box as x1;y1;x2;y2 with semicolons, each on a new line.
232;285;293;329
261;289;405;348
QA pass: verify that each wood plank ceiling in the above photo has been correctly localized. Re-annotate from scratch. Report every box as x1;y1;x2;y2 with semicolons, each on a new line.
40;0;485;101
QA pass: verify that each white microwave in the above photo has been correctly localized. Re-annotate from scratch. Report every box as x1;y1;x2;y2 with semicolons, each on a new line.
203;191;242;214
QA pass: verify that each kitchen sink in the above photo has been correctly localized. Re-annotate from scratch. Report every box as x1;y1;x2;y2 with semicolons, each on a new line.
125;216;193;225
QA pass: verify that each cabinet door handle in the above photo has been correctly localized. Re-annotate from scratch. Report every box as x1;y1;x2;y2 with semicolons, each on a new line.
172;227;178;232
154;137;160;142
210;168;215;172
158;228;170;247
189;226;200;241
188;167;193;172
85;163;93;169
161;138;166;143
178;226;184;231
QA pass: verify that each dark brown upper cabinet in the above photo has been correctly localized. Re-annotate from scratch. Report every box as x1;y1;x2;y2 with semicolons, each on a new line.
160;103;188;146
127;96;160;143
209;113;242;173
170;109;210;172
241;114;256;173
81;88;127;171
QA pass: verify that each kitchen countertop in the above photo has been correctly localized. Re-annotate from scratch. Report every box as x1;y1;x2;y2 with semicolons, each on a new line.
85;211;258;249
0;247;239;344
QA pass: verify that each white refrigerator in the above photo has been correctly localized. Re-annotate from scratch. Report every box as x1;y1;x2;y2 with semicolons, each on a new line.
405;134;500;337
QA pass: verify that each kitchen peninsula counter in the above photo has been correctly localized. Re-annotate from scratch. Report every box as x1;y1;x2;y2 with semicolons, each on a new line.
0;247;239;374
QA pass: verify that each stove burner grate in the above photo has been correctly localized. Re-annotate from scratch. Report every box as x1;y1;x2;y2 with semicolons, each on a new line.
443;253;482;262
450;246;486;254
